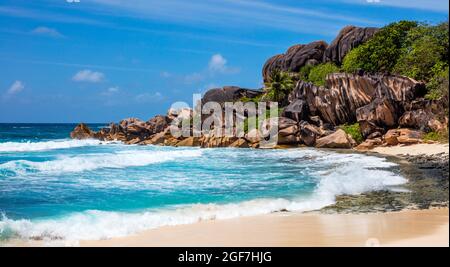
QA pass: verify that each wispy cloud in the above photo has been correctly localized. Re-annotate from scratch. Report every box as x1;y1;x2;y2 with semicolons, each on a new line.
6;80;25;95
31;26;64;38
0;58;157;73
208;54;239;74
0;6;105;25
345;0;448;12
135;92;164;103
184;54;240;84
101;86;120;96
72;70;105;83
89;0;379;35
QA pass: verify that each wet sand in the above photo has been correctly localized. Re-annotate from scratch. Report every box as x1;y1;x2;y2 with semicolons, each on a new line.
81;208;448;247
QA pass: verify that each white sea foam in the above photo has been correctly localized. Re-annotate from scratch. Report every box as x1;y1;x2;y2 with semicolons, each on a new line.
0;149;407;245
0;139;103;152
0;149;203;174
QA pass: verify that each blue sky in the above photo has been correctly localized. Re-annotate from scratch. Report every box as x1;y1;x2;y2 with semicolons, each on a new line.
0;0;448;123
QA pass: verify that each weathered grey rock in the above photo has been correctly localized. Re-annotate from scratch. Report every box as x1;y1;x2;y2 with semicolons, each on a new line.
282;99;308;122
383;128;424;145
147;115;171;134
288;73;426;126
201;86;262;105
358;120;385;139
323;26;378;64
299;121;321;146
355;138;383;151
262;41;327;82
278;117;298;130
399;109;445;132
315;129;355;149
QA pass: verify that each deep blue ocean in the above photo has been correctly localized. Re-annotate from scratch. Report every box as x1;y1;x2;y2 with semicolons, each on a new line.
0;123;406;244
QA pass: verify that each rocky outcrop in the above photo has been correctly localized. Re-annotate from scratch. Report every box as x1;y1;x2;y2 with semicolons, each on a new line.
201;86;263;105
288;73;425;127
277;117;300;145
147;115;171;134
384;128;424;145
399;99;448;132
70;23;448;151
70;123;95;139
282;99;308;122
262;26;378;82
263;41;328;82
315;129;356;149
299;121;321;146
323;26;378;64
355;138;383;151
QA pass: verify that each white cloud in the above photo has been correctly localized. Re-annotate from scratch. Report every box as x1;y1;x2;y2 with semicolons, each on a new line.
208;54;227;72
6;80;24;95
347;0;448;12
72;70;105;83
183;54;239;85
208;54;240;74
101;86;119;96
31;26;64;38
89;0;380;35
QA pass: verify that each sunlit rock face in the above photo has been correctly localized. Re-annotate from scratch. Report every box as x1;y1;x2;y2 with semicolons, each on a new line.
288;73;426;128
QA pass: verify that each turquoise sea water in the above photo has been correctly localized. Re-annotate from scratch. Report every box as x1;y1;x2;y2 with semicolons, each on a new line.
0;123;407;244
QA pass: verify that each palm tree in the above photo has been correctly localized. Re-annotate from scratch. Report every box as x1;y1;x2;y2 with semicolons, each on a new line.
264;70;295;103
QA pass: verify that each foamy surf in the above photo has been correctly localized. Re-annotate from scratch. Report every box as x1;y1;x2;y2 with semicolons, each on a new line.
0;139;104;153
0;151;407;245
0;149;203;174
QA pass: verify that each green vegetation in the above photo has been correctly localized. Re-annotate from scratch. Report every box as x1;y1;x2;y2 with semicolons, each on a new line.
341;20;449;100
264;70;295;103
298;63;340;87
340;123;363;143
423;130;449;143
342;21;418;73
425;64;449;100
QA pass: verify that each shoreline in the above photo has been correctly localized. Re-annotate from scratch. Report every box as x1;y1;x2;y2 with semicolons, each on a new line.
82;143;448;247
4;143;449;247
81;208;448;247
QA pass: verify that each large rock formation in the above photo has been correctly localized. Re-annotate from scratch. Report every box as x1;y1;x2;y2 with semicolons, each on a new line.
262;41;328;82
70;24;448;151
323;26;378;64
399;99;448;132
288;73;426;128
383;128;424;145
70;123;95;139
315;129;356;149
262;26;378;82
201;86;263;105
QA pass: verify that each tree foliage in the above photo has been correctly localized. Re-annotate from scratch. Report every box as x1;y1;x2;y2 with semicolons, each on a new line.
342;21;418;73
302;63;340;87
341;20;449;100
264;70;295;103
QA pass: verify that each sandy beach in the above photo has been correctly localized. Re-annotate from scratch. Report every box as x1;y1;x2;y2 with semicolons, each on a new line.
81;208;448;247
80;143;449;247
372;143;449;156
